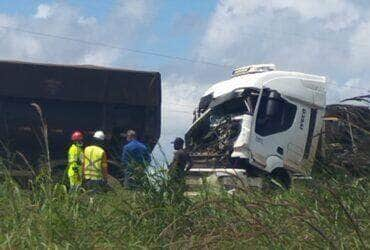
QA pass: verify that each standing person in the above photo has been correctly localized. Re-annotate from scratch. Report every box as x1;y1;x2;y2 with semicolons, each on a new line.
121;130;151;189
168;137;192;197
83;130;109;192
67;131;84;189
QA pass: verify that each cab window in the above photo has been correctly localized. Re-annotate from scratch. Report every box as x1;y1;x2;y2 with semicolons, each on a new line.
255;89;297;136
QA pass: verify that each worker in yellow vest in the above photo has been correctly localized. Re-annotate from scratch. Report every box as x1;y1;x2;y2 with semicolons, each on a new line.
83;130;109;192
67;131;84;189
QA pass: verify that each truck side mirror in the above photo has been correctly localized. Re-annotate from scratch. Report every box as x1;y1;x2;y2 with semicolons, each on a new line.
266;91;282;117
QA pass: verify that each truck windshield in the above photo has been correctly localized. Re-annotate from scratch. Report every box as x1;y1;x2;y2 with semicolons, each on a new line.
211;90;258;118
213;97;249;117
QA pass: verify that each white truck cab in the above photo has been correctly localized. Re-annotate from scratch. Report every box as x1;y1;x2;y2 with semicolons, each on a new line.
185;64;326;187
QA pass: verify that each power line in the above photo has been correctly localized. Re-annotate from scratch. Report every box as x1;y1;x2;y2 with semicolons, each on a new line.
32;0;370;53
22;0;370;76
0;25;232;69
28;0;222;67
41;0;370;50
0;25;368;93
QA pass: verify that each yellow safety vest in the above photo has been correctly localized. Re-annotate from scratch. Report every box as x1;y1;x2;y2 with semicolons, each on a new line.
68;144;84;168
67;144;84;186
83;145;106;180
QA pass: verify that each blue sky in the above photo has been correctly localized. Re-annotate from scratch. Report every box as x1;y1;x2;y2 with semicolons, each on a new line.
0;0;369;160
0;0;216;66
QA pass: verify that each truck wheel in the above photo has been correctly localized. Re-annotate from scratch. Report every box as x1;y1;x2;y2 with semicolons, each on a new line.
270;168;291;189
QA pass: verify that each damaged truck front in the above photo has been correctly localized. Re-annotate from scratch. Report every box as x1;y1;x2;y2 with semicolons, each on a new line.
185;64;326;187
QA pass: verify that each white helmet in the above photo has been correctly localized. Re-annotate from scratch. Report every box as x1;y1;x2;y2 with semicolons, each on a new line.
93;130;105;141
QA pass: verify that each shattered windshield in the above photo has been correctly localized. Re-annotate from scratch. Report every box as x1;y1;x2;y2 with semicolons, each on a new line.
210;89;259;119
212;97;249;118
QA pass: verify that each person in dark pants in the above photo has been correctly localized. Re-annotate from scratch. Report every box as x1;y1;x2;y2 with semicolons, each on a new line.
121;130;151;189
168;137;192;198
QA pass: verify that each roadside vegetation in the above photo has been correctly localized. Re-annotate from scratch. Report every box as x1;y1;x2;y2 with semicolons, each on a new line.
0;161;368;249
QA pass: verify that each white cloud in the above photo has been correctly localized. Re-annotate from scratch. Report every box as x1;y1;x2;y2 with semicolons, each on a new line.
0;1;154;66
198;0;359;64
0;14;15;37
78;49;119;66
350;20;370;73
161;74;203;136
0;13;14;26
34;4;53;19
327;79;370;104
115;0;152;22
197;0;369;105
272;0;359;24
78;16;97;26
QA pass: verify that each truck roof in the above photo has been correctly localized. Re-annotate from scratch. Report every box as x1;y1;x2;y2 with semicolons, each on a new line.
0;60;161;106
204;70;326;98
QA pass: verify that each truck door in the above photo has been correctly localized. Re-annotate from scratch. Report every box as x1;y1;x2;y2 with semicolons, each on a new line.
284;106;312;172
249;89;299;171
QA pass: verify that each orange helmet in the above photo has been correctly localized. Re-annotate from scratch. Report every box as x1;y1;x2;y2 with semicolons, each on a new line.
71;131;83;141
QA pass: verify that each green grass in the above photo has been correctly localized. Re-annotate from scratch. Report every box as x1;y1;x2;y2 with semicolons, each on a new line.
0;166;368;249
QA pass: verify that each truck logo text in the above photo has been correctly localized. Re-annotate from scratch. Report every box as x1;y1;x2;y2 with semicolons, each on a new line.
300;108;306;130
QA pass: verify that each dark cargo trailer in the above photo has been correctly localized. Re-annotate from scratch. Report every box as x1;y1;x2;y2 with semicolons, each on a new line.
0;60;161;176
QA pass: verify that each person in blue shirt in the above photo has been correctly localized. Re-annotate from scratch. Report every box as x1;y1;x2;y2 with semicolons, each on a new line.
121;130;151;189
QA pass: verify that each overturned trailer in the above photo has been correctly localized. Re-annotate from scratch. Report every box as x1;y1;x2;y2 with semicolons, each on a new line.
185;64;326;187
0;60;161;176
322;95;370;175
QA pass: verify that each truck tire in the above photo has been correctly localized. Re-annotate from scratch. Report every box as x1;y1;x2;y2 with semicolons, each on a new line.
270;168;291;189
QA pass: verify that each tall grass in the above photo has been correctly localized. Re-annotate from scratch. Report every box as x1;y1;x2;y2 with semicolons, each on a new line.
0;163;368;249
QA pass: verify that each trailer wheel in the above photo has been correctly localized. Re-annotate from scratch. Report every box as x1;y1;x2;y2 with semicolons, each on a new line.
270;168;291;189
